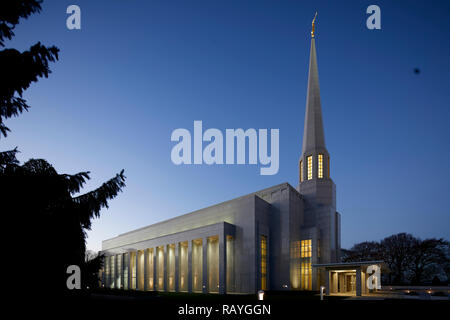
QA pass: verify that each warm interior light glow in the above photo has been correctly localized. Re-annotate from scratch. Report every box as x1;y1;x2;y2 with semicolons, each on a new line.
147;248;154;290
307;156;312;180
318;154;323;178
207;236;219;293
167;244;175;291
123;253;129;290
260;235;267;290
192;239;203;292
290;241;301;289
301;239;312;258
301;239;312;290
130;251;136;289
179;242;188;291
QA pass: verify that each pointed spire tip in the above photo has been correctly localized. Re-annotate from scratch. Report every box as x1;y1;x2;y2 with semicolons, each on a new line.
311;12;318;38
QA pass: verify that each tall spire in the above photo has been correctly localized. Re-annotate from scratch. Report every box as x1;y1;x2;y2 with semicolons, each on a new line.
301;14;326;156
299;13;333;192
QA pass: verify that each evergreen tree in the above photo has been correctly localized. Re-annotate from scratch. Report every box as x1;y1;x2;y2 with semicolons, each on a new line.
0;1;126;298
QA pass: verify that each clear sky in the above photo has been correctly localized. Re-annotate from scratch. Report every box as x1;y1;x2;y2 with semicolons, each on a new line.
3;0;450;251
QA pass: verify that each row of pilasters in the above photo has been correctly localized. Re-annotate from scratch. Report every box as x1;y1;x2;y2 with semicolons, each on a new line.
104;233;228;294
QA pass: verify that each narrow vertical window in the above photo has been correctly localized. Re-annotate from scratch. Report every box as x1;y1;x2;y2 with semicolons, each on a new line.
116;254;122;289
260;235;267;290
327;156;330;178
147;248;154;290
301;239;312;290
307;156;313;180
110;255;115;288
130;251;136;289
318;154;323;179
105;256;110;288
300;160;304;182
290;241;301;289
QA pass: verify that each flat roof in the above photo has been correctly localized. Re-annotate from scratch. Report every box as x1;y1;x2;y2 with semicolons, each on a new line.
312;261;383;268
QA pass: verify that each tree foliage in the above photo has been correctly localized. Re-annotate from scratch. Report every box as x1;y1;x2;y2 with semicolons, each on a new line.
0;0;59;138
343;233;450;285
0;1;126;297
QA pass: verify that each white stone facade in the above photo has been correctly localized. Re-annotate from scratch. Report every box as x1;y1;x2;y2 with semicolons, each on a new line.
101;35;341;294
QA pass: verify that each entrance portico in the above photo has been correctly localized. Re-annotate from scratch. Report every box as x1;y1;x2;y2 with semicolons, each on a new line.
313;261;383;296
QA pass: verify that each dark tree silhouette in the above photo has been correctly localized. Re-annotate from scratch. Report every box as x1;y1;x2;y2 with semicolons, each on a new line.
85;250;105;290
0;0;59;138
0;1;126;299
380;233;416;284
343;233;449;285
410;238;448;285
342;241;382;262
0;158;125;296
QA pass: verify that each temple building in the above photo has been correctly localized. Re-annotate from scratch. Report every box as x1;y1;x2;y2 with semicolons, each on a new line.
100;19;344;294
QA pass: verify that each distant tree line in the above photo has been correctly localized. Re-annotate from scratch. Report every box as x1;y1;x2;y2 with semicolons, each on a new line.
342;233;450;285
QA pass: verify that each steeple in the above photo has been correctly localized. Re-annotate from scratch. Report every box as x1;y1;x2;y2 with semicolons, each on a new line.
299;14;335;208
302;14;326;156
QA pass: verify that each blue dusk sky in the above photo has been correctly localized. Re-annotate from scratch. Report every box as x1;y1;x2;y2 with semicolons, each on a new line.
3;0;450;251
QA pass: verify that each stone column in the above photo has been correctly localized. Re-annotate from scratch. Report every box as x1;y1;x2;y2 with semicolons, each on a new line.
219;232;227;294
202;237;208;293
143;249;148;291
356;267;362;296
188;240;192;293
325;270;330;295
175;243;179;292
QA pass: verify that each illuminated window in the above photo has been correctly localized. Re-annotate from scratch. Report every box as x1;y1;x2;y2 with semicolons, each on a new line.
301;239;312;290
318;154;323;178
307;156;312;180
300;160;304;182
156;246;165;291
301;261;312;290
110;255;115;288
301;239;312;258
123;253;129;289
167;244;175;291
290;241;301;289
116;254;122;289
261;235;267;290
178;242;188;292
192;239;203;292
291;241;301;259
130;251;136;289
147;248;154;290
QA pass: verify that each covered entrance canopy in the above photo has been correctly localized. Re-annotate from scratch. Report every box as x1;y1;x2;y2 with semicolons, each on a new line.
313;261;383;296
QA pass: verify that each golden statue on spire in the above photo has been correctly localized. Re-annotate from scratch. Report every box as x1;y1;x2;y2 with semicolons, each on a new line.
311;12;318;38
